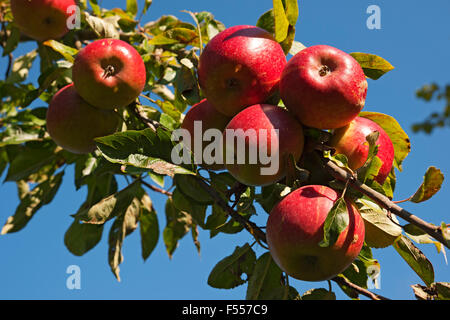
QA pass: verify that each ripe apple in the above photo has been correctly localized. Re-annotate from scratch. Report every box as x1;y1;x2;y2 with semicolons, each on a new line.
72;39;146;110
329;116;394;184
10;0;76;41
223;104;304;186
279;45;368;129
180;99;232;170
266;185;365;282
46;83;119;154
198;25;287;117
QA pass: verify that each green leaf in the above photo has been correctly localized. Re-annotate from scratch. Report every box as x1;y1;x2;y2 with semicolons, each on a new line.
89;0;101;16
142;0;152;15
84;12;120;39
324;150;352;172
140;194;159;261
356;131;382;183
410;166;444;203
207;243;256;289
319;197;349;248
256;9;275;34
246;252;286;300
301;288;336;300
350;52;394;80
64;220;104;256
126;0;138;16
272;0;289;42
359;111;411;171
42;40;78;63
149;28;199;46
74;180;143;224
95;128;195;177
393;235;435;287
1;172;64;234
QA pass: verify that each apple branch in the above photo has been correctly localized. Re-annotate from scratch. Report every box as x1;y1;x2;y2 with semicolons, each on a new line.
323;158;450;249
331;276;389;300
140;179;173;197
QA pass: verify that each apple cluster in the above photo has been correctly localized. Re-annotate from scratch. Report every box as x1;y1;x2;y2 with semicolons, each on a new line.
182;25;396;281
46;38;146;154
10;0;147;154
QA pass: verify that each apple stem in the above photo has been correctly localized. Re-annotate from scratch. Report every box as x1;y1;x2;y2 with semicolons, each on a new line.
319;65;331;77
102;65;115;79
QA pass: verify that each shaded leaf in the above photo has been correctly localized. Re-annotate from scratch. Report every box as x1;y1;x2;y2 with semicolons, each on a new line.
246;252;286;300
208;243;256;289
301;288;336;300
174;174;213;205
356;198;402;248
1;172;64;234
108;196;140;281
64;220;104;256
163;197;192;258
74;180;143;224
139;193;159;261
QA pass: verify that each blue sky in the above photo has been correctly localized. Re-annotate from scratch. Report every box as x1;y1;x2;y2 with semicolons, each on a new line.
0;0;449;300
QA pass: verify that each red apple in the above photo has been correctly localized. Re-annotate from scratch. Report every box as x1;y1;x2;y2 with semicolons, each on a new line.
329;116;394;184
280;45;368;129
223;104;304;186
266;185;365;282
46;84;119;154
180;99;232;170
72;39;146;110
10;0;76;41
198;25;287;117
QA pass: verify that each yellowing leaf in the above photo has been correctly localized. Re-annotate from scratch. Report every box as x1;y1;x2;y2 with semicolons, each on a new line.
410;166;444;203
350;52;394;80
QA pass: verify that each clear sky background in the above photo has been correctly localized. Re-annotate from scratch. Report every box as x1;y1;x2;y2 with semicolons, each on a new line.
0;0;449;300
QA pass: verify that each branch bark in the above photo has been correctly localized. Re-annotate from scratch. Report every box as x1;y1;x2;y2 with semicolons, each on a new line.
324;159;450;249
331;276;389;300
